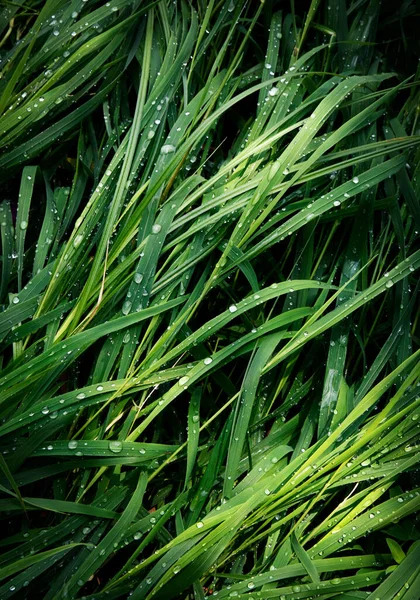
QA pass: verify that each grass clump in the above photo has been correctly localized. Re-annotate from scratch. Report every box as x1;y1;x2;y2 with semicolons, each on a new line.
0;0;419;598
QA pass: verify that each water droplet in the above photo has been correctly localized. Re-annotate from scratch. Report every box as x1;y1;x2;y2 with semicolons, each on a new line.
161;144;176;154
385;280;393;288
179;376;189;386
204;357;213;365
122;300;132;315
20;220;28;230
268;87;279;97
352;176;359;184
134;272;143;284
109;441;123;453
229;305;237;313
196;521;204;528
152;224;162;234
73;234;83;248
68;440;78;450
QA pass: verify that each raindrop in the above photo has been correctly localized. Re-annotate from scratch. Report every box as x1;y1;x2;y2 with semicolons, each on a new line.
108;441;123;453
161;144;176;154
122;300;132;315
73;234;83;248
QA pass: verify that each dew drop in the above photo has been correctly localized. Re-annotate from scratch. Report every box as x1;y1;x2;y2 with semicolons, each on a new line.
109;441;123;453
161;144;176;154
122;300;132;315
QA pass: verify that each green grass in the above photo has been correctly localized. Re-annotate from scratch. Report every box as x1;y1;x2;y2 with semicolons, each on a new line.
0;0;419;598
